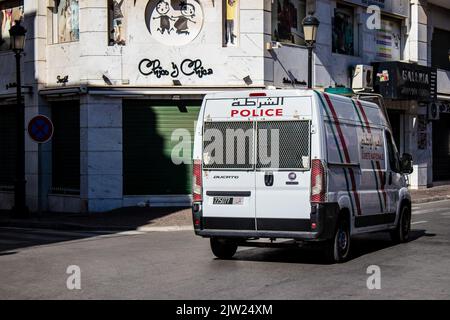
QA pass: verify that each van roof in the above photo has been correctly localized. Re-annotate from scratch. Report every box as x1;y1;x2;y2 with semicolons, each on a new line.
204;89;380;109
204;89;314;100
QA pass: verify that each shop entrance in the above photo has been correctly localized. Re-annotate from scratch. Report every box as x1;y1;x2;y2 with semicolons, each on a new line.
387;109;403;153
433;112;450;181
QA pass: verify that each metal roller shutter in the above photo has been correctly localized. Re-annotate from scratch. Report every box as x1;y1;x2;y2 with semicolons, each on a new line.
433;113;450;181
123;101;201;195
0;105;17;188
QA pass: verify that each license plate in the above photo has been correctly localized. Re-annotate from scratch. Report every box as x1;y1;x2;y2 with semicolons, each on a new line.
213;197;244;205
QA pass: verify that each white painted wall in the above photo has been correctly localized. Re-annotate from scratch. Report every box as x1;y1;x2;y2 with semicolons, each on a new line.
43;0;267;88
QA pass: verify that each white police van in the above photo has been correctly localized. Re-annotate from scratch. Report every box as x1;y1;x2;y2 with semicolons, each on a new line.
192;90;413;263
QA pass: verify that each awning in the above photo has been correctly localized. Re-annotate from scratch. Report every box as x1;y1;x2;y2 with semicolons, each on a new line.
437;95;450;102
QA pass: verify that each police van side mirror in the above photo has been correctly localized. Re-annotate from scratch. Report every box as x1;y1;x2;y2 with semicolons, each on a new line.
400;153;413;175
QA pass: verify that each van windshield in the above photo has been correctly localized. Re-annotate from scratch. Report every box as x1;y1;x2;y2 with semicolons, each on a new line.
202;121;311;171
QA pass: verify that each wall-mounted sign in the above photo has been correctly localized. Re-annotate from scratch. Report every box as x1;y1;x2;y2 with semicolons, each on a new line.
28;115;54;144
343;0;408;17
439;103;450;114
139;58;213;79
375;19;401;61
145;0;204;46
417;115;427;150
373;62;437;102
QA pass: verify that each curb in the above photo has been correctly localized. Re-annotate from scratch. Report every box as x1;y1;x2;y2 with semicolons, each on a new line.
137;225;193;232
1;195;449;231
412;195;450;204
0;220;135;232
0;220;194;232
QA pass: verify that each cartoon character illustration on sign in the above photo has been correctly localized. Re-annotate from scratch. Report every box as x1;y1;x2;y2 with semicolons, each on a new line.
225;0;238;45
111;0;126;45
173;3;196;35
145;0;204;46
153;0;174;34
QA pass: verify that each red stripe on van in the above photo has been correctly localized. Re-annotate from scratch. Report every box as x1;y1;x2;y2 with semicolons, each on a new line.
356;100;372;134
323;94;351;163
324;93;362;216
375;161;387;207
348;168;362;216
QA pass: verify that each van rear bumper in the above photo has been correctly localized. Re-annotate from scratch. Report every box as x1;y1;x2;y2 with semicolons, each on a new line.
196;229;320;240
193;203;340;241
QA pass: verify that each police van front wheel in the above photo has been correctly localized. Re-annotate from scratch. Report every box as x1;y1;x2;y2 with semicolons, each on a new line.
210;238;238;260
325;219;351;263
390;205;411;243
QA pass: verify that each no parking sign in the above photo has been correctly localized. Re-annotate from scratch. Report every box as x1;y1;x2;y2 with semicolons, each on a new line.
28;115;54;144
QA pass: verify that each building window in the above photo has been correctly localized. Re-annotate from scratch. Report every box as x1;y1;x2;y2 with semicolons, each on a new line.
375;17;402;61
332;3;357;56
272;0;307;46
223;0;239;47
0;1;24;51
108;0;126;46
432;28;450;70
49;0;79;44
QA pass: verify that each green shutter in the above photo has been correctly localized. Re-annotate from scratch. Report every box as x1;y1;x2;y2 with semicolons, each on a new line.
123;101;201;195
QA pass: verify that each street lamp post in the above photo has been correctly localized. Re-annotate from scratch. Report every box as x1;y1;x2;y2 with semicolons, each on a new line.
302;14;320;89
9;20;28;217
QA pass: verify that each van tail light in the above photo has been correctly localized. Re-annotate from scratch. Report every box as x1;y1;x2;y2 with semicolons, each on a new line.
311;159;326;203
193;160;203;202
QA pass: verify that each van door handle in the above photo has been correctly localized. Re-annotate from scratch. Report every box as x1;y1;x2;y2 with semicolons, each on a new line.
265;172;274;187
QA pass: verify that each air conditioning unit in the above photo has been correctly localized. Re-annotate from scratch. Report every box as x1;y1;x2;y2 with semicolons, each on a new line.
428;102;440;121
352;65;374;91
266;41;282;51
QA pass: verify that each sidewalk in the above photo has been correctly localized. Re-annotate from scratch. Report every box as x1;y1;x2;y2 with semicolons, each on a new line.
0;206;193;232
0;185;449;232
410;185;450;204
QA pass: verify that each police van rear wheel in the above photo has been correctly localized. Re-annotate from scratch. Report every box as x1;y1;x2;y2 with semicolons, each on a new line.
325;219;351;263
210;238;238;259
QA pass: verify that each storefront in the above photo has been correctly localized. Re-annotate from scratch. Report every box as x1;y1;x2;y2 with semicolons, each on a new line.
373;61;437;188
122;99;201;197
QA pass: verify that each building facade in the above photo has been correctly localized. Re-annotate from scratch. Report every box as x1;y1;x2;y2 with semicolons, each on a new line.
0;0;449;213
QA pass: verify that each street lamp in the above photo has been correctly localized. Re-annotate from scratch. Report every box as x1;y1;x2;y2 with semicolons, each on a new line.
9;20;29;217
302;14;320;89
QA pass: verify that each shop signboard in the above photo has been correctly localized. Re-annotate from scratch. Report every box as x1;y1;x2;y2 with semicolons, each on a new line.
372;61;437;102
343;0;409;17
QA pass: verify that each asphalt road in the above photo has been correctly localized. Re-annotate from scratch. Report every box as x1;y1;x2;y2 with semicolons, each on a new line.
0;200;449;300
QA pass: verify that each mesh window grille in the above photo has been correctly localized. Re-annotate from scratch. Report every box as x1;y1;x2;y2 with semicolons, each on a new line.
203;121;310;170
203;121;254;170
257;121;311;170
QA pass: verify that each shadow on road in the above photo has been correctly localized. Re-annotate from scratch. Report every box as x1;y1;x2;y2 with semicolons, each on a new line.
231;229;431;265
0;206;190;254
